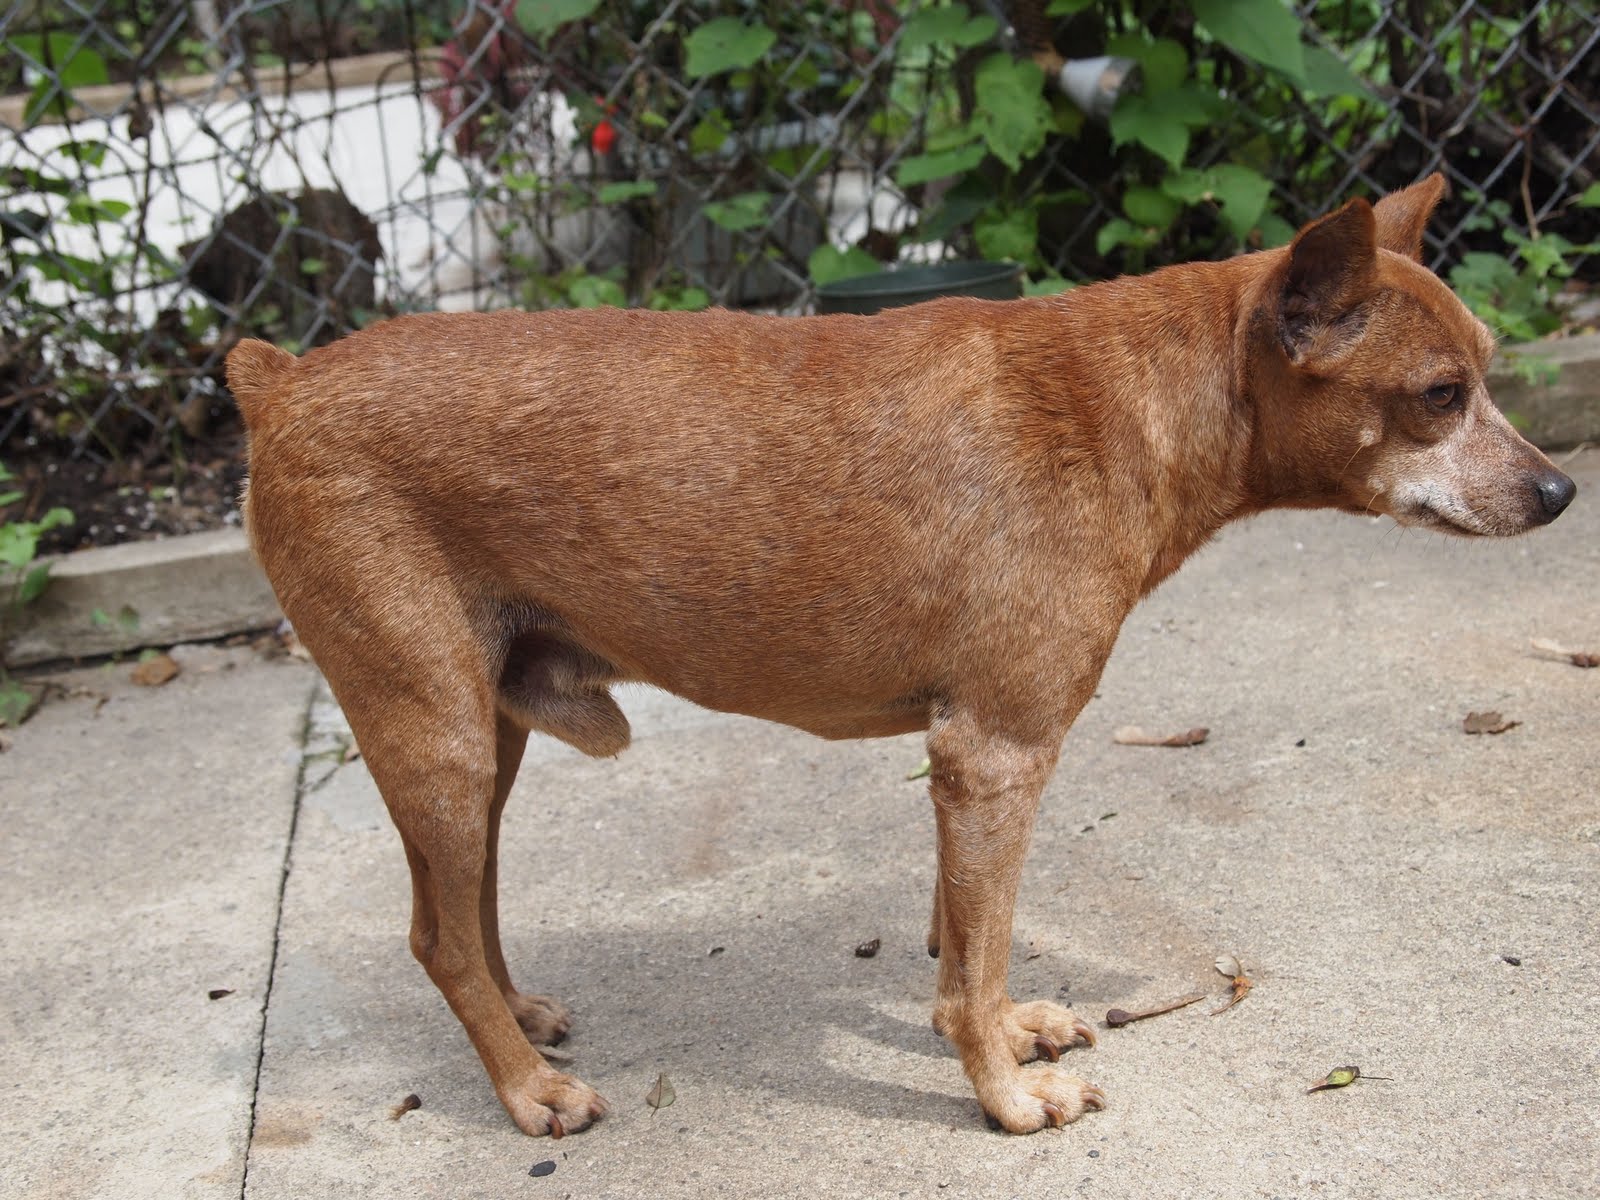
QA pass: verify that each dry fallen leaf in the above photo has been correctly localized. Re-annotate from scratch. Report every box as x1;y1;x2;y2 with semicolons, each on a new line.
1463;710;1520;735
1530;637;1599;669
389;1092;421;1119
1114;725;1209;747
207;988;234;1000
645;1073;675;1113
131;653;180;687
855;937;881;959
1211;954;1253;1015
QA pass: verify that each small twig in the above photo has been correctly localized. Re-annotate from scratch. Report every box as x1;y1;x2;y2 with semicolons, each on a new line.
1520;139;1538;238
1105;992;1205;1028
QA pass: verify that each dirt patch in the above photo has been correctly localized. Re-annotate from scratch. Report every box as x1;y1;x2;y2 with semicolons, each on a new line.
5;432;247;555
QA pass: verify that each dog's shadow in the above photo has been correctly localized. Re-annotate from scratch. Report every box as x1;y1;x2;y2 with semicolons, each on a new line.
321;907;1145;1135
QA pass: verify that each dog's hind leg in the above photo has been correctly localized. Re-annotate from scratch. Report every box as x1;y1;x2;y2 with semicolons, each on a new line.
482;711;573;1047
291;579;605;1138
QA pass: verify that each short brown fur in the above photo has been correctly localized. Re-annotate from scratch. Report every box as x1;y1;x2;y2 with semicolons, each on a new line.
230;176;1573;1137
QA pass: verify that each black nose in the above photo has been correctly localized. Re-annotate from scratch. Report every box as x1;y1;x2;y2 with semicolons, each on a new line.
1535;471;1576;522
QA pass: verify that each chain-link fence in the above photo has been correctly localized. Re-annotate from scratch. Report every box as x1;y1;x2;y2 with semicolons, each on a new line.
2;0;1597;480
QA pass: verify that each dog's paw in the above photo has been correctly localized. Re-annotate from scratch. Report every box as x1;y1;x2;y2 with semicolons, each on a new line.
506;992;572;1046
979;1065;1105;1134
1006;999;1096;1063
501;1072;607;1138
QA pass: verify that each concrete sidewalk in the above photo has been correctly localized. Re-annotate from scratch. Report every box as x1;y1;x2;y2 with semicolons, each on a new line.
3;451;1597;1200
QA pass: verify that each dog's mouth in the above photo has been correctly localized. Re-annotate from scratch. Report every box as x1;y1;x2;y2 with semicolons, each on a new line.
1401;502;1490;537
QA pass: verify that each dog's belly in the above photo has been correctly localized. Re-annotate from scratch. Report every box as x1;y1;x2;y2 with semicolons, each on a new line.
668;687;935;741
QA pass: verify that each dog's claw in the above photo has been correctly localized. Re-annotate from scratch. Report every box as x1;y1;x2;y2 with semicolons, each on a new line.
1073;1020;1097;1049
547;1113;564;1139
1042;1102;1067;1127
1083;1085;1107;1111
1034;1036;1061;1063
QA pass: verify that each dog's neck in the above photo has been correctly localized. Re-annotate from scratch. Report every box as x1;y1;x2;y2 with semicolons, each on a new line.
1012;258;1263;594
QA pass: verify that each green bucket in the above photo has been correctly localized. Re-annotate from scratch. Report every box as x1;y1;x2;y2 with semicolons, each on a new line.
814;261;1025;316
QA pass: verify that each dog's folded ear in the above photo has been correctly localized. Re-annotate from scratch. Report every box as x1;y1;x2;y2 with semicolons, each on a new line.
1279;197;1378;366
1372;173;1448;263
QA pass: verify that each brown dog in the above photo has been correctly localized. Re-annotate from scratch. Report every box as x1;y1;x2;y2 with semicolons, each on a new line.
228;175;1574;1138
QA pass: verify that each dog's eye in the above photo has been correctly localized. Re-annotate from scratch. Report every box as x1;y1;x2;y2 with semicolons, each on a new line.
1424;383;1461;410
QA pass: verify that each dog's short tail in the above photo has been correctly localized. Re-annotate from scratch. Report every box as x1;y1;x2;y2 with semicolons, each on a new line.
226;339;298;427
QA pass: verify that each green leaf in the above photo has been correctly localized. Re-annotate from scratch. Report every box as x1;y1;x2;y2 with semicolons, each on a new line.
1258;214;1297;248
1302;45;1371;99
0;490;20;506
14;33;110;89
895;142;986;188
906;757;931;780
1023;275;1076;297
1122;185;1181;230
0;679;40;728
1095;217;1158;257
648;286;710;311
298;257;325;275
503;171;546;194
1576;184;1600;208
684;17;777;80
1193;0;1306;86
975;206;1039;264
1046;0;1095;12
65;197;132;224
809;245;879;287
971;53;1051;171
898;5;997;54
568;274;627;308
514;0;600;40
688;109;732;157
1208;165;1273;239
54;139;107;166
1107;35;1188;94
702;191;771;233
912;177;992;243
1160;165;1274;240
1110;95;1188;167
24;78;63;127
19;562;52;605
0;463;13;482
37;507;74;532
0;524;39;568
598;180;658;204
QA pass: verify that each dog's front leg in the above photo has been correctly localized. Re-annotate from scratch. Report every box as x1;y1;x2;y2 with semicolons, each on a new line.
927;712;1103;1132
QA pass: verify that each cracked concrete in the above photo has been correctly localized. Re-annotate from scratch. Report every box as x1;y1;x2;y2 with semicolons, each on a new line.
3;450;1597;1199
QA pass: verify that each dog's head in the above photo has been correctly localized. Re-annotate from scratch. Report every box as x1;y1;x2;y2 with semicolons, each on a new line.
1248;174;1574;535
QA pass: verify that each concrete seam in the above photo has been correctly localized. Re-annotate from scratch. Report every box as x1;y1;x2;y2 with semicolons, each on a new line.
238;674;322;1200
